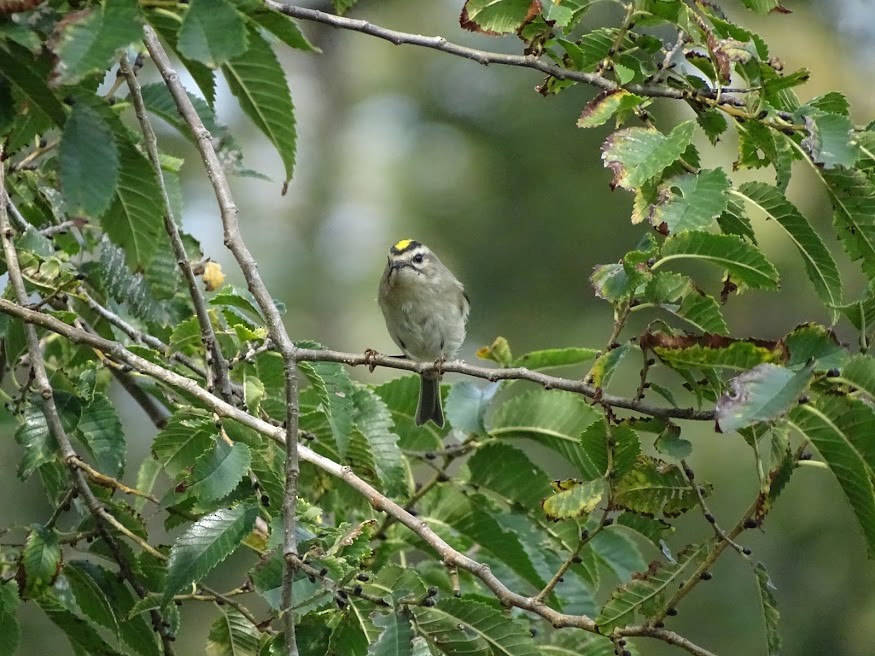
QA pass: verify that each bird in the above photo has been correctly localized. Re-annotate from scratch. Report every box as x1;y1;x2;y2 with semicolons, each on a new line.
378;239;470;427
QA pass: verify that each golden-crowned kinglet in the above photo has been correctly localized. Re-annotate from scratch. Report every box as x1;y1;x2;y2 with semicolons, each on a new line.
378;239;470;427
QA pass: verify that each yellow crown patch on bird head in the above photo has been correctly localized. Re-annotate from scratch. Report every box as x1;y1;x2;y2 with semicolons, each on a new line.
391;239;420;254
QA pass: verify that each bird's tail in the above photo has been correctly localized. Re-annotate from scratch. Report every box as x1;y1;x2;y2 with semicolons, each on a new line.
416;372;443;427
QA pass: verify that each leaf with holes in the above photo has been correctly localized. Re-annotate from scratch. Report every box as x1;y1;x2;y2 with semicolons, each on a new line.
163;504;258;605
596;545;706;632
602;121;696;191
612;455;702;517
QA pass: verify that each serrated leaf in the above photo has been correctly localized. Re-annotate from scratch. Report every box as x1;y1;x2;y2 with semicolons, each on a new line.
23;525;61;597
697;108;729;145
646;334;783;371
512;347;599;370
51;0;143;86
602;121;696;190
58;102;119;217
178;0;248;67
654;423;692;459
368;611;415;656
788;396;875;556
823;167;875;277
15;405;58;480
0;42;67;125
163;504;258;604
589;529;646;581
146;9;217;105
644;272;728;335
363;565;427;607
413;598;539;656
801;112;859;169
428;487;546;590
76;393;125;478
466;442;552;509
90;236;162;322
460;0;541;35
596;545;705;631
656;230;780;290
64;561;119;642
736;182;842;312
612;455;701;517
206;608;260;656
352;385;407;497
542;478;604;520
299;361;356;458
37;593;124;656
222;27;296;185
233;0;317;51
741;0;789;14
783;323;847;370
754;562;781;656
716;362;814;433
153;412;216;478
588;341;632;389
652;169;730;234
577;89;647;128
486;390;601;479
103;138;165;269
839;355;875;400
189;439;252;503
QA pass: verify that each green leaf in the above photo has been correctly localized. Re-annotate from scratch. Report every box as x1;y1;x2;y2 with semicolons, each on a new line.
103;138;165;269
299;361;356;458
589;529;646;581
741;0;789;14
837;280;875;333
369;611;415;656
541;479;604;521
486;390;601;479
233;0;318;51
363;565;427;607
601;120;696;190
788;396;875;555
222;27;296;185
153;412;216;478
466;442;552;509
612;455;701;517
653;169;730;234
644;273;729;335
460;0;540;34
352;385;407;497
76;393;126;478
577;90;647;128
146;8;217;105
0;43;66;125
189;439;252;503
696;108;729;145
58;102;119;218
23;525;61;597
0;581;19;656
656;230;780;290
51;0;143;85
783;323;847;370
823;168;875;277
754;562;781;656
428;487;546;591
839;355;875;400
64;561;119;642
512;347;599;370
90;236;162;322
413;598;539;656
37;593;124;656
163;504;258;604
588;341;633;389
736;182;842;311
206;608;260;656
801;112;859;169
654;423;692;459
178;0;248;67
596;545;705;632
15;405;58;480
716;362;814;433
645;333;783;371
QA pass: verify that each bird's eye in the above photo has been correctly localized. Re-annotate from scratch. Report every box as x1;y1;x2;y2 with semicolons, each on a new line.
413;253;424;264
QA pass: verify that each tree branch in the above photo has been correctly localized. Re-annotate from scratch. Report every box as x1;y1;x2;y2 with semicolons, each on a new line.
0;297;714;656
142;27;302;655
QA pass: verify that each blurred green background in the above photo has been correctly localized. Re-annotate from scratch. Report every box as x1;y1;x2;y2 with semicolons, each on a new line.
4;0;875;653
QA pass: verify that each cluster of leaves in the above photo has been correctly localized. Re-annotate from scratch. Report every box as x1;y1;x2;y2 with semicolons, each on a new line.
0;1;874;656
